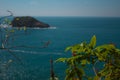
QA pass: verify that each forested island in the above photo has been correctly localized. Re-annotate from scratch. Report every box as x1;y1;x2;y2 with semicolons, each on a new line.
11;16;50;28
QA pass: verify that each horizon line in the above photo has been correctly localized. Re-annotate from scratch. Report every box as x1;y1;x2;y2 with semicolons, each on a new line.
0;15;120;18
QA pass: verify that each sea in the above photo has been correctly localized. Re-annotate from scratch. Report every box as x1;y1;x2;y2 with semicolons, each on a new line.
0;16;120;80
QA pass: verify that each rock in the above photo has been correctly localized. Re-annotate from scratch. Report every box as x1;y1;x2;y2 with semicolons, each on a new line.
11;16;50;28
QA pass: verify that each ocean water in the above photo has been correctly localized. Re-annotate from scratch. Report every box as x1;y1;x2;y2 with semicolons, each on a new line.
0;17;120;80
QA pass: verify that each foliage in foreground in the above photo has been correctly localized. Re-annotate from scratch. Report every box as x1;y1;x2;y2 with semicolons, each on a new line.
56;35;120;80
0;11;50;79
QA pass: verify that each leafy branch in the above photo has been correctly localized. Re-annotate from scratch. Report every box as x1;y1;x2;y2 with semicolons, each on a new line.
56;35;120;80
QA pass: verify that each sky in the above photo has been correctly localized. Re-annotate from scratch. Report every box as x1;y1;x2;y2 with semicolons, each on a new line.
0;0;120;17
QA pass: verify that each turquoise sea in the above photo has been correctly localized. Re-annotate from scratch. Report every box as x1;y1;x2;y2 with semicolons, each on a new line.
0;17;120;80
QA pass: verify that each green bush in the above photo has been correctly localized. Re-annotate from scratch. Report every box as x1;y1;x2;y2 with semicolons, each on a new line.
56;35;120;80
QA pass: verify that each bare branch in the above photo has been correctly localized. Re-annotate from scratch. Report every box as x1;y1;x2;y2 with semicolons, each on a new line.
7;10;13;16
6;49;23;65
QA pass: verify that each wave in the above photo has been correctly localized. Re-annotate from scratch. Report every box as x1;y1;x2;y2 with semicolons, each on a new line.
0;24;12;28
0;24;57;30
10;49;63;55
28;26;57;30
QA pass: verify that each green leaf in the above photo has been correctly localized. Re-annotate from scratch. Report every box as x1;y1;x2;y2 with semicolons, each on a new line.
89;35;96;48
71;44;80;53
16;18;19;20
23;26;27;31
81;59;88;65
94;76;100;80
55;58;67;63
98;56;104;61
88;77;93;80
10;29;14;33
96;44;115;51
65;46;72;52
65;68;76;80
105;76;111;80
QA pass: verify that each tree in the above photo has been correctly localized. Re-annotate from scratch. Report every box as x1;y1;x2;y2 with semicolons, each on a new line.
56;35;120;80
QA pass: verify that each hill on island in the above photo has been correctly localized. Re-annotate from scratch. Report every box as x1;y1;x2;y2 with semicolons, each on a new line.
11;16;50;28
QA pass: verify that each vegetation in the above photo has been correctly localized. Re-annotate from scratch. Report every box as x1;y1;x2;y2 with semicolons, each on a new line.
0;11;27;79
1;11;120;80
0;11;50;79
0;11;27;64
56;35;120;80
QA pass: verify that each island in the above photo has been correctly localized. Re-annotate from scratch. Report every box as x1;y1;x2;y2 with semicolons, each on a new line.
11;16;50;28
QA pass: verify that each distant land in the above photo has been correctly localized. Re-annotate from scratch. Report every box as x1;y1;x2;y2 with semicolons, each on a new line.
11;16;50;28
